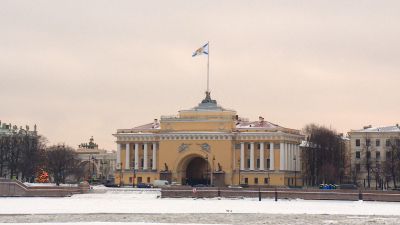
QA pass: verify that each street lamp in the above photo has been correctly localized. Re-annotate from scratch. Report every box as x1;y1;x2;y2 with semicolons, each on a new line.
132;157;136;188
92;156;95;179
267;155;270;188
237;157;241;185
205;155;209;186
293;155;297;187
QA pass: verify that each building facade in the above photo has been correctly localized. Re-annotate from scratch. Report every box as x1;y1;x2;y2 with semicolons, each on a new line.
348;125;400;188
113;92;303;187
75;136;117;183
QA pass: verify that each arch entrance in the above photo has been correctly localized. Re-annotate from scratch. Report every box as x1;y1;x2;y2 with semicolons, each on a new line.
183;156;209;186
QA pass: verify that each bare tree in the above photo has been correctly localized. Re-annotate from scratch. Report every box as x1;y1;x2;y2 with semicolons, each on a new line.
382;136;400;189
359;134;376;187
45;144;79;186
302;124;348;186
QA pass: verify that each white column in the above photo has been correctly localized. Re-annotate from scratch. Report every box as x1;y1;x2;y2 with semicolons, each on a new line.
117;143;121;165
240;142;245;170
152;142;157;170
143;142;148;170
284;143;288;170
250;142;255;170
290;144;294;171
288;144;291;171
125;143;130;169
279;142;284;171
296;144;300;171
270;142;274;170
259;142;264;170
134;143;139;170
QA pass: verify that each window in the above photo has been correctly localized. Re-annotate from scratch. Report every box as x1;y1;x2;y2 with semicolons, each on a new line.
356;164;361;172
247;144;251;149
141;158;144;167
151;145;153;150
256;158;260;168
356;139;360;147
267;144;270;149
254;178;258;184
387;151;391;158
141;144;145;150
150;159;153;168
397;139;400;147
356;151;360;159
244;178;248;184
267;159;270;169
121;144;126;150
133;144;135;150
366;151;371;158
366;139;371;147
257;144;260;150
264;178;268;184
137;177;142;182
147;177;150;183
246;158;250;168
376;139;380;147
376;151;380;159
386;139;390;147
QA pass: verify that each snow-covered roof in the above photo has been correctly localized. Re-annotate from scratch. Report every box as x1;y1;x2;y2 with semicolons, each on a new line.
132;122;160;130
235;120;284;129
350;125;400;133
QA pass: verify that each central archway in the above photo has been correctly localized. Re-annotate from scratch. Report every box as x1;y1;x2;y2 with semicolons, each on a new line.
185;157;209;186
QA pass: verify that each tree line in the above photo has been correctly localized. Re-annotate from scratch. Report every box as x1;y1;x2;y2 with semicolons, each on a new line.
301;124;348;186
0;134;82;185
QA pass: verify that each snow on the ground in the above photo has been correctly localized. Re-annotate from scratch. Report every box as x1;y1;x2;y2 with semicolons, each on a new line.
1;188;400;216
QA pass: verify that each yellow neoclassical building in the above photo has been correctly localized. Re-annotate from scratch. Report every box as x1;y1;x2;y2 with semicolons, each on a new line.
113;92;303;187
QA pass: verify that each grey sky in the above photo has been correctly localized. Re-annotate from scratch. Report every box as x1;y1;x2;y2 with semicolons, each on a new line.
1;1;400;150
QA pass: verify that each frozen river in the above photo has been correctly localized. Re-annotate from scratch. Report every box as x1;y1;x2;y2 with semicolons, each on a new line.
1;187;400;224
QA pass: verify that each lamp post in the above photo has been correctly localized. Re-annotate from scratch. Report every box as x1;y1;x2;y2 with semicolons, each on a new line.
267;155;270;188
293;155;297;187
237;157;241;185
132;157;136;188
92;156;95;179
205;155;209;186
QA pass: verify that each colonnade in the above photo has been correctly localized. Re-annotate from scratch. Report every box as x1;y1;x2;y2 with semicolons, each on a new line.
239;141;299;172
116;142;157;171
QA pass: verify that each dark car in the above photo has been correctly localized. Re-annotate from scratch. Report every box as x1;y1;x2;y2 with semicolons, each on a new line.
193;184;207;187
239;183;249;188
105;183;121;187
136;182;151;188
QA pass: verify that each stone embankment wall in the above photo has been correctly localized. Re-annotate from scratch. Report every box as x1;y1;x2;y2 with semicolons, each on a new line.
0;179;89;197
161;187;400;202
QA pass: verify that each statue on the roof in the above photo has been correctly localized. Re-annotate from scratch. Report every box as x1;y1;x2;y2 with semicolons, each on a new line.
201;91;217;104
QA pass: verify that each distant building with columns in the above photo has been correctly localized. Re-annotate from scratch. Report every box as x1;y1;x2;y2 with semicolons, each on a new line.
113;92;303;187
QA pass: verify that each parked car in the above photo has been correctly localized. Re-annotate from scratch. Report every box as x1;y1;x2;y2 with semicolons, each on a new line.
136;183;151;188
104;183;121;187
239;183;249;188
193;184;207;187
228;184;243;188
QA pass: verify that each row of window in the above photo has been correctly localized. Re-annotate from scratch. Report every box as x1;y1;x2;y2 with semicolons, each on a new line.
355;139;400;147
244;158;270;169
355;151;391;159
129;176;150;183
121;144;155;150
243;177;269;184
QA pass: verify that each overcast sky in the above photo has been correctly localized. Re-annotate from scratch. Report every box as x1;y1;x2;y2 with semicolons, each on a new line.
1;1;400;150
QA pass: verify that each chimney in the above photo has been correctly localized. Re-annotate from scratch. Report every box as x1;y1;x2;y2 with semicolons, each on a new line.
235;115;239;121
154;119;158;123
259;116;264;122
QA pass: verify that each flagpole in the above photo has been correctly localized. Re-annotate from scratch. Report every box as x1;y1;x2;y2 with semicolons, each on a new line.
207;41;209;93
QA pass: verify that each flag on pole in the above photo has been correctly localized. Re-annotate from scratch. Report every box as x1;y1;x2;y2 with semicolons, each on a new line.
192;43;209;57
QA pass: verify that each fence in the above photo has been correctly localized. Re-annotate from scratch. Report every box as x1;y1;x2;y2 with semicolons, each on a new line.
161;187;400;202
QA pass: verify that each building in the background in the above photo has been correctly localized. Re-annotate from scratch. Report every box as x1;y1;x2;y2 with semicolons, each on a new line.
0;120;38;136
74;136;117;183
113;92;303;187
348;125;400;189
